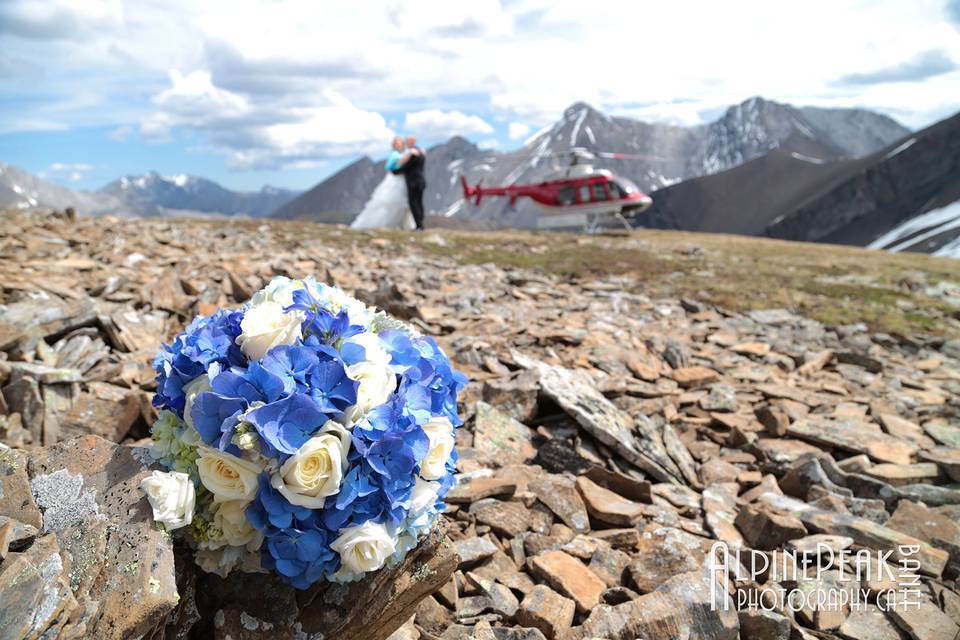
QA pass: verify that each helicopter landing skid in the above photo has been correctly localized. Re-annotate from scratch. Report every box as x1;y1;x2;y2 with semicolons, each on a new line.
584;211;633;234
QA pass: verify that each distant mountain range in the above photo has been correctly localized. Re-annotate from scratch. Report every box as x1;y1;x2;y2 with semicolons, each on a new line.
646;110;960;257
5;95;958;258
0;166;300;218
277;97;909;228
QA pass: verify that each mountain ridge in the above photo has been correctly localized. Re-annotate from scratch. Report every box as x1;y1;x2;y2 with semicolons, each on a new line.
276;96;909;227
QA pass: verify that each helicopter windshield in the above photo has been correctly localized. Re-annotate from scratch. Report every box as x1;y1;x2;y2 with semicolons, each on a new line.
613;178;639;195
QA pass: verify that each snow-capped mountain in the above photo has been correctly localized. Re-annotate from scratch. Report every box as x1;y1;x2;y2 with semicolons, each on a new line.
277;97;909;227
766;110;960;257
99;172;300;217
0;165;301;218
0;162;123;214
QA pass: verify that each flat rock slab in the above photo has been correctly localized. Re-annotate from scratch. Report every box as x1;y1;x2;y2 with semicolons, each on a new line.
27;435;179;639
530;475;590;534
529;550;606;614
758;492;948;576
570;565;738;640
575;476;645;526
520;357;686;484
472;401;536;464
787;418;918;464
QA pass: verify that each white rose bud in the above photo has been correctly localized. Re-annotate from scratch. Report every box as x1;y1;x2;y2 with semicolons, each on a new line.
237;301;304;361
345;361;396;422
420;416;455;481
271;421;351;508
250;276;303;308
182;373;211;430
140;470;195;530
331;521;397;574
196;447;263;502
409;477;440;514
213;499;263;549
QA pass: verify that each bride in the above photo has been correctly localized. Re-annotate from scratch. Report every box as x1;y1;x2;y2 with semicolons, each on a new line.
350;137;416;230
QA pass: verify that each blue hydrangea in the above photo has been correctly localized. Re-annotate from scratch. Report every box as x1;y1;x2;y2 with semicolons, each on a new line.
153;309;244;415
150;278;464;591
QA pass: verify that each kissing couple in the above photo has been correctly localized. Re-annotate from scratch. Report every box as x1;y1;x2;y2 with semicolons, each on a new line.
351;135;426;231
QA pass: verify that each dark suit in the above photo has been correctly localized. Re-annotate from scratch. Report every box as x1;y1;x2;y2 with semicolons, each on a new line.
393;148;426;230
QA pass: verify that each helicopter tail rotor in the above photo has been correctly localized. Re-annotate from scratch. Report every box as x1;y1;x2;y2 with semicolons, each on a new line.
461;175;483;205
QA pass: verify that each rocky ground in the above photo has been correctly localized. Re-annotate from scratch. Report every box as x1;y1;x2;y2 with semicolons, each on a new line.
1;208;960;640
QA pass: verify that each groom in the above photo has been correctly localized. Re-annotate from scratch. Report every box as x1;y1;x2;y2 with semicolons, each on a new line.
393;135;426;230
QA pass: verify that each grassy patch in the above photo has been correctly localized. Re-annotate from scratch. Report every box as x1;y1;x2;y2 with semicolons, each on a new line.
412;228;959;337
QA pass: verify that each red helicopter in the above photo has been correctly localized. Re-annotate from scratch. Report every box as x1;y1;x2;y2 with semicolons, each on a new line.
460;148;655;232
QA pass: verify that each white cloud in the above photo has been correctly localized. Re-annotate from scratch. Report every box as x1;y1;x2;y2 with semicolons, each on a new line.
39;161;96;181
402;109;494;139
107;124;133;141
508;122;531;140
141;70;395;168
2;0;959;171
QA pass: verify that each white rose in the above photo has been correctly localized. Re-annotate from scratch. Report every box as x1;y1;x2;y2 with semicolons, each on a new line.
344;331;391;366
271;421;351;508
140;470;195;530
250;276;305;308
331;521;397;574
345;361;397;421
409;477;440;514
196;447;263;502
213;499;263;549
182;374;211;430
420;416;455;480
237;301;304;361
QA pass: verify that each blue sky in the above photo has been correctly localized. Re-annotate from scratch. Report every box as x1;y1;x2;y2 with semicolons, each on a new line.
1;0;959;192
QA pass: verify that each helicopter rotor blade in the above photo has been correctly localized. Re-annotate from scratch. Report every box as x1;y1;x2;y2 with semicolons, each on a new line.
594;151;664;161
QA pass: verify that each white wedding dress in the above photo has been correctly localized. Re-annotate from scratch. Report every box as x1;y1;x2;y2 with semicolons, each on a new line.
350;173;416;230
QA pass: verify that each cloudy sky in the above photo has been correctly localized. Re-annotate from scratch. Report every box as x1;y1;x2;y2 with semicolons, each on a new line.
1;0;959;191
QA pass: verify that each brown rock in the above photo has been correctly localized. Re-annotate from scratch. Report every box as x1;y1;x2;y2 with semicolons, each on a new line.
575;476;645;526
865;462;940;487
757;492;948;576
570;566;738;640
481;370;540;422
470;499;532;538
0;447;42;529
837;603;907;640
735;504;807;550
671;366;720;389
516;585;576;640
582;466;651;502
530;475;591;534
885;500;960;545
590;528;641;549
455;535;499;566
0;532;80;639
755;404;790;436
472;401;537;464
787;418;917;464
28;435;178;638
529;550;606;614
732;342;771;357
587;543;632;588
886;596;960;640
738;609;790;640
625;535;701;593
446;475;518;504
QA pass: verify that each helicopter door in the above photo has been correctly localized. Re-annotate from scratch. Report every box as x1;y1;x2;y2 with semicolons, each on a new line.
578;184;591;204
592;183;609;201
557;186;576;206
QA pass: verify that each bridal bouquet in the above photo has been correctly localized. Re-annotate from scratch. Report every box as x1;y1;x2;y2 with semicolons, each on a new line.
140;276;466;588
